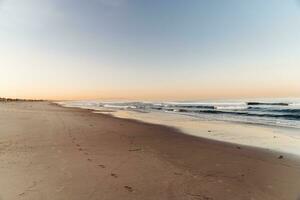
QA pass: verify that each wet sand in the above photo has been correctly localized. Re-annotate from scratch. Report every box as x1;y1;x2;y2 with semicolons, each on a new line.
0;101;300;200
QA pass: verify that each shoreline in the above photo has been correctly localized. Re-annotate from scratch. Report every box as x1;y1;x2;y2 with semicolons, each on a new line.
58;102;300;157
58;103;300;169
0;101;300;199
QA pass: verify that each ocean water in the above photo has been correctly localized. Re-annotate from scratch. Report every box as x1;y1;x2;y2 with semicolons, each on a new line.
60;98;300;128
58;98;300;155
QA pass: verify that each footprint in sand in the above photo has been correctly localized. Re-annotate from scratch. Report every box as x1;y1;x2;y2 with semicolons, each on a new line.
98;165;106;168
128;148;142;152
87;158;92;162
124;186;133;192
111;173;118;178
174;172;182;176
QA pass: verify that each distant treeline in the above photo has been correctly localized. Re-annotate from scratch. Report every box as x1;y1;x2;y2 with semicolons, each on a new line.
0;97;44;102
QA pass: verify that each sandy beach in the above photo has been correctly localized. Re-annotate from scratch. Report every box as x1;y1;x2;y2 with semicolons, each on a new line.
0;101;300;200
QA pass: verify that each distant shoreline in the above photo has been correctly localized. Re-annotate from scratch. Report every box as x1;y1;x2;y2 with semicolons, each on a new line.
0;97;45;102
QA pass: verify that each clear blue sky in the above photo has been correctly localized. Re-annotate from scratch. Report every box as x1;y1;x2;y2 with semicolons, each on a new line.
0;0;300;100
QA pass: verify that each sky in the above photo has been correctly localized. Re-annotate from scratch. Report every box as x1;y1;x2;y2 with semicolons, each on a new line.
0;0;300;100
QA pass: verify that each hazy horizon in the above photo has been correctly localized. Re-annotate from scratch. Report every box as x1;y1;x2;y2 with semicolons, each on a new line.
1;0;300;100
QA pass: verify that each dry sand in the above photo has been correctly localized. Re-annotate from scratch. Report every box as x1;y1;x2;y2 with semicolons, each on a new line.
0;102;300;200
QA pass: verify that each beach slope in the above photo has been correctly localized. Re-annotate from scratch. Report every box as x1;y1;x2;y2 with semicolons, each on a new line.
0;102;299;200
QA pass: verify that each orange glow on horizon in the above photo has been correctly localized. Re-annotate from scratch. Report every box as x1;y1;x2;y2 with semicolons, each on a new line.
2;85;299;101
